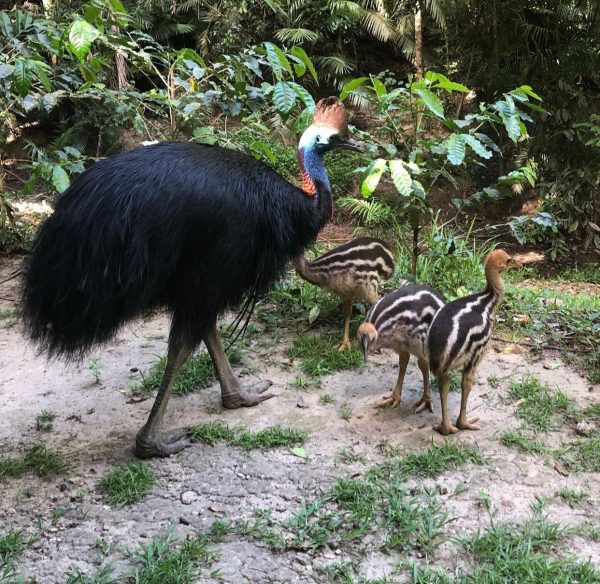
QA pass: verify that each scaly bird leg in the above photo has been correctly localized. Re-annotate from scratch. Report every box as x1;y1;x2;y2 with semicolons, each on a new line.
456;367;480;431
375;351;409;408
204;322;274;409
135;333;193;458
337;298;353;351
414;357;434;414
433;373;459;435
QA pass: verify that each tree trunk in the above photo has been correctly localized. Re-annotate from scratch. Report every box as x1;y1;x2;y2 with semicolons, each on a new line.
415;7;424;79
115;52;127;89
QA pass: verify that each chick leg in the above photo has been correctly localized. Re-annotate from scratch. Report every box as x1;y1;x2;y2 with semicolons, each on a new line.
433;374;459;435
135;331;193;458
456;367;480;431
375;351;409;408
204;321;274;409
414;357;434;413
337;298;353;351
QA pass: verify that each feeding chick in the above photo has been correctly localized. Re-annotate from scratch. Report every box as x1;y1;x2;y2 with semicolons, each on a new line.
294;236;395;350
428;249;522;435
357;284;445;412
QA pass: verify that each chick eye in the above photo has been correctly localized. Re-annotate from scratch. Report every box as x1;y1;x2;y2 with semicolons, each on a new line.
507;258;514;264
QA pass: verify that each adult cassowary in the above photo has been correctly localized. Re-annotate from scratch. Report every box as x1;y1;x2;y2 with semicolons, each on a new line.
22;97;361;458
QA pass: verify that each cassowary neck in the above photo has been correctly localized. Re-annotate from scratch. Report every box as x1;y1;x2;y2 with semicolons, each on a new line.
298;146;331;198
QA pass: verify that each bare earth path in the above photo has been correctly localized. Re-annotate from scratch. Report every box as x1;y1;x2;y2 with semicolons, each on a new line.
1;260;599;583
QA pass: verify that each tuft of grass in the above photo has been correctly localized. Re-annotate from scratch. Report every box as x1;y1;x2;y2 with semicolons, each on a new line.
555;487;590;508
558;432;600;473
100;462;155;507
339;404;353;421
509;376;574;432
319;393;335;405
35;410;56;432
370;441;484;482
287;334;362;377
334;446;366;465
583;401;600;419
127;529;218;583
0;530;26;566
236;509;285;550
0;445;70;480
431;369;461;392
141;349;241;396
189;421;307;451
500;429;548;455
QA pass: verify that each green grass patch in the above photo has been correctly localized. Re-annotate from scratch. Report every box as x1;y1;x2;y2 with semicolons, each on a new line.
499;429;548;455
369;441;484;482
582;401;600;419
509;376;574;432
35;410;56;432
189;421;307;451
100;462;155;507
558;432;600;473
0;445;70;480
555;487;590;508
0;530;26;566
287;334;363;377
140;349;241;396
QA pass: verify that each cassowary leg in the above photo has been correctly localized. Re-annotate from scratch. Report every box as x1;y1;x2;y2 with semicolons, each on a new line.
337;299;353;351
456;367;480;431
414;357;434;414
375;351;409;408
433;374;459;435
204;322;274;409
135;335;193;458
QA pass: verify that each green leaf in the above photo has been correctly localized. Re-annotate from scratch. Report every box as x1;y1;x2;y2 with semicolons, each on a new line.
290;447;307;459
0;11;14;38
464;135;492;159
414;88;444;119
264;42;293;81
69;20;100;63
289;47;318;82
372;77;387;99
518;85;542;101
360;158;387;198
30;60;52;92
0;63;14;80
308;305;320;325
389;160;412;196
426;71;470;93
273;81;296;114
12;59;32;97
444;134;466;165
339;76;367;101
52;166;70;193
288;81;315;111
495;98;521;142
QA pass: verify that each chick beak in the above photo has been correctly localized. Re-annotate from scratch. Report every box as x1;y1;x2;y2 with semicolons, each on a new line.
361;334;370;362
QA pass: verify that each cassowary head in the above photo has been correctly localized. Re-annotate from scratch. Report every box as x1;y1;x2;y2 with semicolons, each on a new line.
299;97;363;154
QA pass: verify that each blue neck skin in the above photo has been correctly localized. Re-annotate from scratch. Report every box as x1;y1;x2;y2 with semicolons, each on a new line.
299;145;331;195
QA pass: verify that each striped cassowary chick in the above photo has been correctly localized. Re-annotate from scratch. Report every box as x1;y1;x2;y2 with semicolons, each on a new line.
428;249;522;435
294;237;395;350
357;284;445;411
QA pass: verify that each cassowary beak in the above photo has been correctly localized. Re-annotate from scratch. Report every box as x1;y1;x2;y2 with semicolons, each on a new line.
361;334;370;361
339;137;364;152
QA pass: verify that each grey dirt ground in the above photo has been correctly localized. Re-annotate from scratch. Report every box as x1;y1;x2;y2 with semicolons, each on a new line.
1;258;599;583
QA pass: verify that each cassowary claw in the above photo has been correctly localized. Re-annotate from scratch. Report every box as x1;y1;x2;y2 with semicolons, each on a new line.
222;380;274;409
135;427;191;459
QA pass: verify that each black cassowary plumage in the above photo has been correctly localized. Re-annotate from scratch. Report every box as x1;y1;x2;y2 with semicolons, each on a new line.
23;141;330;359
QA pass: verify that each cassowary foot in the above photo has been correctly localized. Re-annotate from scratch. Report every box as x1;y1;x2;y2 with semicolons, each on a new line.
456;416;480;431
222;380;274;409
414;397;433;414
135;427;191;459
433;419;459;435
337;341;352;351
374;393;401;409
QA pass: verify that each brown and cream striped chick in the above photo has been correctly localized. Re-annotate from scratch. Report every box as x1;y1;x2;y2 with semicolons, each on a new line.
294;237;395;350
357;284;445;411
428;249;522;435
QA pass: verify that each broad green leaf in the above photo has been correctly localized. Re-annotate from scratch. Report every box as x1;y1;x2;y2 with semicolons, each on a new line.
518;85;542;101
52;166;70;193
474;132;501;154
264;42;283;80
273;81;296;114
414;88;444;119
389;160;412;196
444;133;466;165
339;76;367;101
288;81;315;111
69;20;100;63
107;0;129;26
30;60;51;92
308;305;320;324
289;47;318;82
291;447;307;459
0;11;13;38
372;77;387;99
426;71;470;93
464;134;492;159
360;158;386;197
495;98;521;142
0;63;14;80
12;59;32;97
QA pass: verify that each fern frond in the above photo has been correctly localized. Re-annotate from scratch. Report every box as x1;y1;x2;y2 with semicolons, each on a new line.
275;27;319;43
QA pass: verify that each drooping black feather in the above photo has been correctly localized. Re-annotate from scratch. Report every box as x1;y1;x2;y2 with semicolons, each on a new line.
23;141;331;359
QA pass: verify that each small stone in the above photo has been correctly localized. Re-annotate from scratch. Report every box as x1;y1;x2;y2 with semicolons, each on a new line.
102;525;110;532
179;516;191;526
59;483;67;492
575;421;595;437
334;549;341;555
139;532;148;538
181;491;198;505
